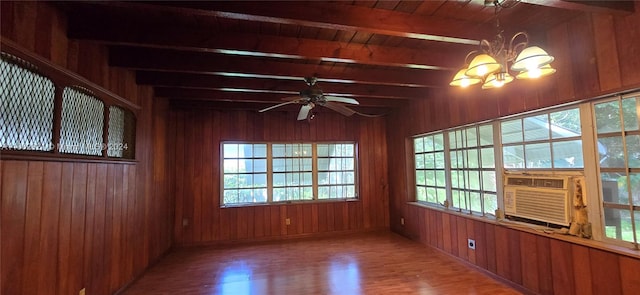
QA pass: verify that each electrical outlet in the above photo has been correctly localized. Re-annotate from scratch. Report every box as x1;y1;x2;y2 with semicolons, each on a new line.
468;239;476;250
79;288;86;295
400;217;405;225
182;218;189;227
285;218;291;225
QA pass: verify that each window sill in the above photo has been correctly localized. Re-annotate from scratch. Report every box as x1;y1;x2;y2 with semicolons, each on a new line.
221;198;359;209
408;201;640;259
1;150;137;164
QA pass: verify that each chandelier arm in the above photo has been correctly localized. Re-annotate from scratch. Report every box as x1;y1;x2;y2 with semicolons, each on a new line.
464;50;480;65
509;32;529;51
479;39;493;55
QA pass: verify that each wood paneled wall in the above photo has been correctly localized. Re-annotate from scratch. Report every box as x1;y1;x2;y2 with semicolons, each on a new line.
171;108;389;245
386;4;640;294
404;206;640;295
1;2;173;295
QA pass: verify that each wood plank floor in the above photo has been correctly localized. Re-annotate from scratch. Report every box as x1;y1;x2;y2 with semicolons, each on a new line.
122;232;522;295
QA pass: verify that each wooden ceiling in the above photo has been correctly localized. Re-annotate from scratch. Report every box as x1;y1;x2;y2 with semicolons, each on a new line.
58;1;634;114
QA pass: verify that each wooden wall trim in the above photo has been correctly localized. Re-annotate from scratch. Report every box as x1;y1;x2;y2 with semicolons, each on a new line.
1;37;140;111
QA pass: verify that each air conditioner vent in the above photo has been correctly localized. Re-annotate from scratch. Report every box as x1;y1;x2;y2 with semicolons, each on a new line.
507;177;533;186
533;178;565;189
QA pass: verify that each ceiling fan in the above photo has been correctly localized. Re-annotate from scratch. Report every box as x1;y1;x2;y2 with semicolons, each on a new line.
258;77;361;121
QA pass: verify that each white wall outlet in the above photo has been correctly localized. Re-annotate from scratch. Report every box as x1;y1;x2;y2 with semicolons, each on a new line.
468;239;476;250
285;218;291;225
400;217;405;225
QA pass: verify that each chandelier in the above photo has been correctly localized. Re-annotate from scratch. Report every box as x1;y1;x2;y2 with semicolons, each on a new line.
450;0;555;89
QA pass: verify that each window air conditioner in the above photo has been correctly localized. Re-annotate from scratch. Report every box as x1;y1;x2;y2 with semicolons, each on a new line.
503;175;571;226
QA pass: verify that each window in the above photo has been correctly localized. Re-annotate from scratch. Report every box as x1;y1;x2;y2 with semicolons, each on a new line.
60;87;104;156
449;124;497;215
272;143;313;201
317;143;356;199
501;108;582;170
414;133;446;205
0;53;55;151
0;49;137;160
594;94;640;245
222;142;357;206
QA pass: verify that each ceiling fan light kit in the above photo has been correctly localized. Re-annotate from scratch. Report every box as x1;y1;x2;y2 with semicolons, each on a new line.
450;0;555;89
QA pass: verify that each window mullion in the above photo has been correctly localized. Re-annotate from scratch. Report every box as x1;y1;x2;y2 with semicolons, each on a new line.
267;144;273;203
444;132;452;208
312;143;319;200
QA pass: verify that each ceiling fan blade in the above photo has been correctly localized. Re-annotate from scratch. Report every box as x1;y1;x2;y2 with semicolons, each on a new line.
281;96;303;101
322;102;357;117
324;96;359;105
297;104;314;121
258;100;298;113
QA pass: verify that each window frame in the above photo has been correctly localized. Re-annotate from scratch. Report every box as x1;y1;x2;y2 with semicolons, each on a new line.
220;141;359;207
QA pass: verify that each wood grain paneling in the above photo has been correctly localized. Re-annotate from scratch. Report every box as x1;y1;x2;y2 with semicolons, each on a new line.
1;2;173;295
402;206;640;295
171;109;389;245
387;4;640;295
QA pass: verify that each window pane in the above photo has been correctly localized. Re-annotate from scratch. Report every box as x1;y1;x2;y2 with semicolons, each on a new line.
435;152;446;169
524;114;550;141
598;136;626;168
223;144;238;158
550;108;581;138
482;171;496;192
479;124;493;146
467;149;479;168
622;97;638;131
525;142;552;168
481;147;495;168
601;173;628;205
0;55;55;151
416;170;426;186
433;134;444;151
451;170;460;188
425;171;435;186
426;187;437;203
416;186;426;202
484;194;498;215
503;145;524;168
60;88;104;156
415;154;425;169
595;101;622;133
424;153;435;169
626;135;640;168
254;144;267;157
469;192;481;212
466;127;477;147
552;140;584;168
501;119;523;144
468;171;480;190
415;137;425;153
436;171;446;187
604;208;634;242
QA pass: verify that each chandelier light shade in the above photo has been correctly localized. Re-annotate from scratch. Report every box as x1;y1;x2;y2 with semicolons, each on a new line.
510;46;555;72
450;0;555;90
515;64;556;79
449;68;482;87
482;72;514;89
465;54;501;78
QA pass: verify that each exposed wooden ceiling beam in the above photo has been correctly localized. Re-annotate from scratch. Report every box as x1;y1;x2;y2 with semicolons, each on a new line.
68;1;492;45
520;0;634;16
108;47;451;88
68;19;466;70
138;73;430;100
169;99;391;116
155;88;402;108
